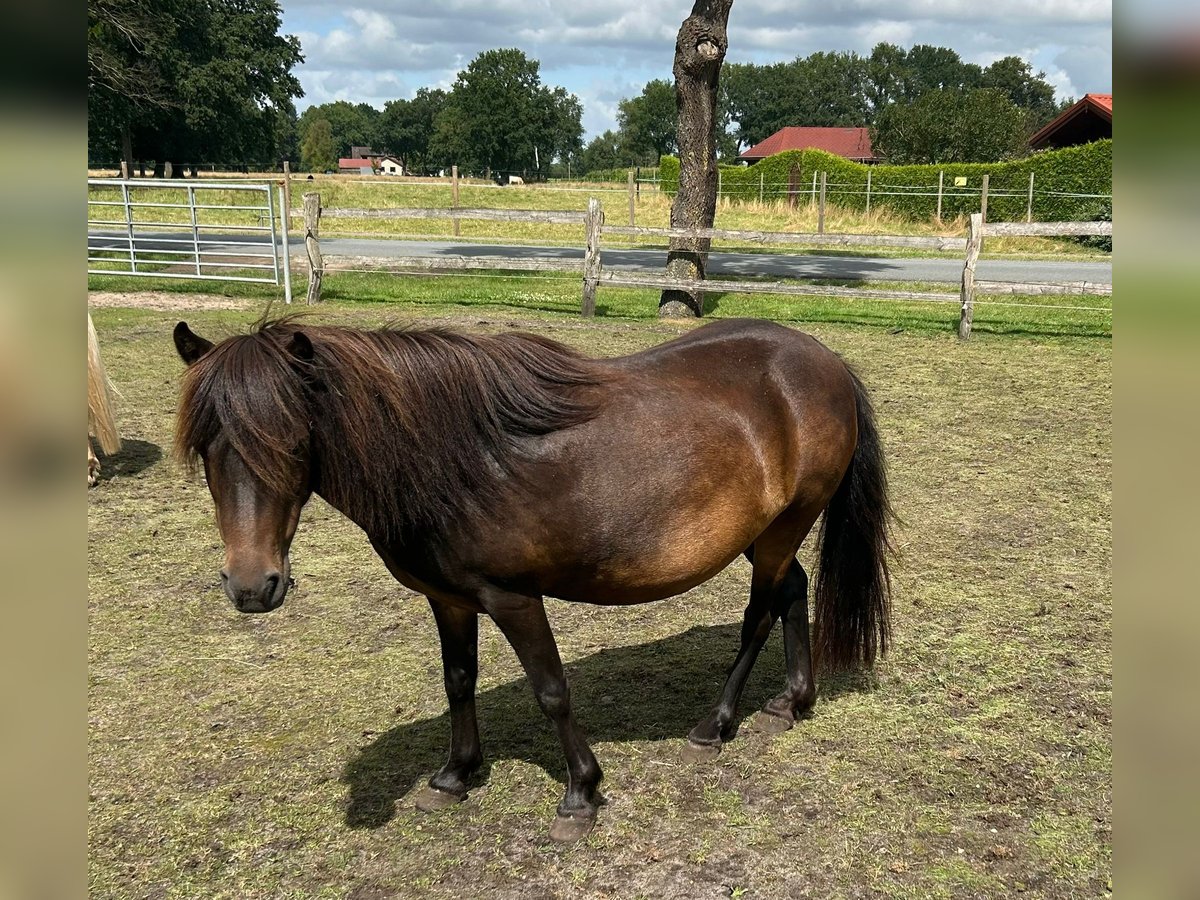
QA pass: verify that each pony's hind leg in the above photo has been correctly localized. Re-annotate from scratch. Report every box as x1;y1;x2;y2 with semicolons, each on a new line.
684;507;822;758
752;559;816;732
683;549;783;760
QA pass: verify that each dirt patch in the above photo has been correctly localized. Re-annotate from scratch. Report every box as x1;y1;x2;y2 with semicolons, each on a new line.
88;290;254;312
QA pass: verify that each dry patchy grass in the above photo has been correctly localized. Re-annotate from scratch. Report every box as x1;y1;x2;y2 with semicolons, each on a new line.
89;301;1110;899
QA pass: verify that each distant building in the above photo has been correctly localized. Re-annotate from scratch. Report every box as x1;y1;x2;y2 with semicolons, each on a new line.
338;156;375;174
376;156;404;176
738;127;880;165
1029;94;1112;150
349;146;381;159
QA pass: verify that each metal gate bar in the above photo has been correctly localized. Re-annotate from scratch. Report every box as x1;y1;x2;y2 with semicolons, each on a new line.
87;178;291;300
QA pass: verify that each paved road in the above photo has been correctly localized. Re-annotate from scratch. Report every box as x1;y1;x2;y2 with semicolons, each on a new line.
88;231;1112;285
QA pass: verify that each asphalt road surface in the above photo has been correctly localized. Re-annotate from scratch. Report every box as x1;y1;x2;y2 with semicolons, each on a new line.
88;231;1112;285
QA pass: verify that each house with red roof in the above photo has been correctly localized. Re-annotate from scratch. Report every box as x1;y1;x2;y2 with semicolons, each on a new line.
1029;93;1112;150
738;127;880;165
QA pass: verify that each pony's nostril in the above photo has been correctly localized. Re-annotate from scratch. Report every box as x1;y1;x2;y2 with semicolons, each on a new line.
264;573;281;599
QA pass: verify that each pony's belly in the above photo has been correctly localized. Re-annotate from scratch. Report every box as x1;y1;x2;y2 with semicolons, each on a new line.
543;508;767;605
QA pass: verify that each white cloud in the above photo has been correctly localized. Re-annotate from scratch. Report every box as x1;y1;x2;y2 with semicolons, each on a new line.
282;1;1111;135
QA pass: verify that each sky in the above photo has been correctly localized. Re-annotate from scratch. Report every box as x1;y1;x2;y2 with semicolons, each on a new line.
280;0;1112;140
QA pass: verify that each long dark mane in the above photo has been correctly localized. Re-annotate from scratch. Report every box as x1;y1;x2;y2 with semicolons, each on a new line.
175;319;608;539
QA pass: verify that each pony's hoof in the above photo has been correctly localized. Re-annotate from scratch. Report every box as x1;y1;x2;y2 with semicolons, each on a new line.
750;710;794;734
413;786;464;812
549;813;596;842
681;740;722;763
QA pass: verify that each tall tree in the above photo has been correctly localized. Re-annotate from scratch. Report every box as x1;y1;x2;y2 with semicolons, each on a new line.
618;79;678;161
436;49;582;178
538;86;586;176
448;49;537;177
981;56;1060;130
377;88;447;173
300;118;337;172
428;105;475;172
298;101;380;160
660;0;734;319
872;88;1028;163
89;0;303;173
579;130;628;174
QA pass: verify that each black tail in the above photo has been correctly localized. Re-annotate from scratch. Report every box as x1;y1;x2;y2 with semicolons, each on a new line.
814;368;895;672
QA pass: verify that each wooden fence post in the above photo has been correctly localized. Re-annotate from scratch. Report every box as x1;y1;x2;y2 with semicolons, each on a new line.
787;165;799;209
281;160;292;237
818;171;827;234
1026;171;1035;222
451;165;460;237
627;169;636;226
980;173;990;224
865;168;872;215
303;192;323;304
581;197;604;316
958;212;982;340
936;170;944;222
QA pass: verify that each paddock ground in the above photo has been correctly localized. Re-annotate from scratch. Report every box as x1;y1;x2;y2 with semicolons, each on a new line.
88;296;1110;899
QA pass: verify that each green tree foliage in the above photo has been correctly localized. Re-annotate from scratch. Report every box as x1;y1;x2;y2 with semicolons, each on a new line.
300;118;337;173
617;79;678;161
708;42;1060;159
432;48;583;178
297;101;381;160
872;88;1029;163
87;0;302;170
428;105;474;171
377;88;448;173
579;130;629;175
981;56;1063;130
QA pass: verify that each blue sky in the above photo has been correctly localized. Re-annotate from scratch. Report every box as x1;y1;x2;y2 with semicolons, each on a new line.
279;1;1112;139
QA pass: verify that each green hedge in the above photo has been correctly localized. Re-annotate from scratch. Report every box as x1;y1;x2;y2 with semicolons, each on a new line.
658;140;1111;222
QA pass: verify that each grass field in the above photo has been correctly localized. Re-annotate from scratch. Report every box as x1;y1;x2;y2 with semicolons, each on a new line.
88;292;1111;898
87;174;1109;259
85;268;1112;341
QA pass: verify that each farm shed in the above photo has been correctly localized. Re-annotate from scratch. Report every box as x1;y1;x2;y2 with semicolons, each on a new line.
739;127;880;165
1029;93;1112;150
338;156;375;174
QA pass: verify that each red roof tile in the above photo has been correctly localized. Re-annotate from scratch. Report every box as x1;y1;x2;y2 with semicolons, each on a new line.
739;127;878;162
338;157;375;169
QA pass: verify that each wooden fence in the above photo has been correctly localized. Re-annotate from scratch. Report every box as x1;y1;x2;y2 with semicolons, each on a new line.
292;193;1112;340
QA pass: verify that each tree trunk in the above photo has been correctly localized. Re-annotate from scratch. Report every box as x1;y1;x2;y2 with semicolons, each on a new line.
120;125;134;179
659;0;734;318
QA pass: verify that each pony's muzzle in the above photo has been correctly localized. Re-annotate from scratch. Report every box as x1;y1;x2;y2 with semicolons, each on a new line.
220;565;288;613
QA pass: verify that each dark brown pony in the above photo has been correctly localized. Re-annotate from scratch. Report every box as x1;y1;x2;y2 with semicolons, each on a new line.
173;317;893;841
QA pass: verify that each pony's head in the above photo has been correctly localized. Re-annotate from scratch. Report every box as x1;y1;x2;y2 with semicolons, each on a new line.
173;321;315;614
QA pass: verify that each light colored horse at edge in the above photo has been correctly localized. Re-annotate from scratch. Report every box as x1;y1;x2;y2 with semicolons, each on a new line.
88;312;120;486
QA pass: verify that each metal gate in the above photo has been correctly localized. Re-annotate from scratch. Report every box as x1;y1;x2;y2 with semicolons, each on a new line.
87;178;292;302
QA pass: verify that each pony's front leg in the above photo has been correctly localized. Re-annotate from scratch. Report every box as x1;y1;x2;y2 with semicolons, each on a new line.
480;589;603;842
414;599;483;812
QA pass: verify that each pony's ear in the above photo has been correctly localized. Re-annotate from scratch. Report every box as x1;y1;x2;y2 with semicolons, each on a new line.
285;330;325;391
174;322;214;365
286;330;315;364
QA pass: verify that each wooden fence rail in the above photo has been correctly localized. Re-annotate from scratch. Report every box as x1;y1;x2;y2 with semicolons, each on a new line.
293;193;1111;339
